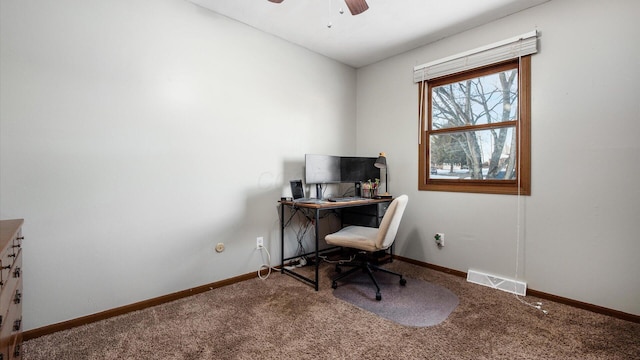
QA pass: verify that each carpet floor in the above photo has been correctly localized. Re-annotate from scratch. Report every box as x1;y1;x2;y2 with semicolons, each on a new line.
23;261;640;359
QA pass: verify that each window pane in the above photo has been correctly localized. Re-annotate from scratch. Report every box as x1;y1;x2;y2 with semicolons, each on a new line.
432;69;518;130
429;128;516;180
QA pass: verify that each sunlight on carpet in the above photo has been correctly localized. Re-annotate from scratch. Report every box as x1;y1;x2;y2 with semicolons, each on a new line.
332;271;459;327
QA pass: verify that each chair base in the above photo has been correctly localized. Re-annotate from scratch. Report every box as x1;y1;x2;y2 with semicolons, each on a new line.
331;260;406;301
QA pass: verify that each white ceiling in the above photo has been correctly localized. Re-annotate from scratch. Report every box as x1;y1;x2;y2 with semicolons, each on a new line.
189;0;549;68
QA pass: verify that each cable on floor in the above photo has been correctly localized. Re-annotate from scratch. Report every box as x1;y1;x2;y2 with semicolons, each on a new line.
257;245;280;280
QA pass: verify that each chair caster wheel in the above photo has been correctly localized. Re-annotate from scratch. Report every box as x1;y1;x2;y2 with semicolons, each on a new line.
400;278;407;286
376;293;381;301
332;281;338;289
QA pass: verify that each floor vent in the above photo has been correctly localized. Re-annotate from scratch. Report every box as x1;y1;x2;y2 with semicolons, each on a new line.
467;269;526;296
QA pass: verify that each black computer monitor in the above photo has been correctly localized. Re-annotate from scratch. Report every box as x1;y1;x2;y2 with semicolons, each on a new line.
305;154;380;184
340;156;380;183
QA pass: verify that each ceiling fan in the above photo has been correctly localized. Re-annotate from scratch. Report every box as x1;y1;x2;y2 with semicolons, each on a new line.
267;0;369;16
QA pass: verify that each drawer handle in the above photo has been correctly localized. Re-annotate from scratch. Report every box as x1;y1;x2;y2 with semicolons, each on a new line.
11;244;21;249
13;267;20;278
14;290;21;304
13;319;21;331
1;265;10;270
14;344;20;357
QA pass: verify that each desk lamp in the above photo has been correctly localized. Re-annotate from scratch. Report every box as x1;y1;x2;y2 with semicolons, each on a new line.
374;152;391;197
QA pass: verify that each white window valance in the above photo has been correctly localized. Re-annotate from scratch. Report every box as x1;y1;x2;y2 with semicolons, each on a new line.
413;30;538;83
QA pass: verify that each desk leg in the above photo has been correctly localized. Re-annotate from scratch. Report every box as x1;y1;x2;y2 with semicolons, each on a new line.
280;203;285;272
314;208;320;291
379;202;393;262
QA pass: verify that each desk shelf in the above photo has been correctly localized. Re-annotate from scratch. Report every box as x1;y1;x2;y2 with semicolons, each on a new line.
341;201;389;228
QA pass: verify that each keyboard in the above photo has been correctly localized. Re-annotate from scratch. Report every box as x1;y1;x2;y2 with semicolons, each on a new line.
327;197;363;202
292;198;325;204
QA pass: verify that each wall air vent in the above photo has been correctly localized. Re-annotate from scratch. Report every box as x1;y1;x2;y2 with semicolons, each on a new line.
467;269;526;296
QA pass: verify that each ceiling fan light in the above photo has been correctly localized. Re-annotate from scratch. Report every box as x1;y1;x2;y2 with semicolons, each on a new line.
345;0;369;15
267;0;284;3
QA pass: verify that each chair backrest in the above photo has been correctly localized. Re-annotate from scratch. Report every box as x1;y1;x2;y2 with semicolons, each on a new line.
375;195;408;250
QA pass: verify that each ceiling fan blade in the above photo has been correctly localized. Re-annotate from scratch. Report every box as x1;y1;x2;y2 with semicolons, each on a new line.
268;0;284;3
345;0;369;15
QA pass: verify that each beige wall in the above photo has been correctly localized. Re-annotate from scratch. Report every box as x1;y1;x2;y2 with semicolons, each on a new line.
356;0;640;315
0;0;357;330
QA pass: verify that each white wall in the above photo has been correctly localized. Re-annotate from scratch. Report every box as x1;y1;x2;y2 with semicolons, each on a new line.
356;0;640;315
0;0;357;330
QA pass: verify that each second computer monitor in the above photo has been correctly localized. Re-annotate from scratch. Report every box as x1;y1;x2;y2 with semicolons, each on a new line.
304;154;380;185
340;157;379;183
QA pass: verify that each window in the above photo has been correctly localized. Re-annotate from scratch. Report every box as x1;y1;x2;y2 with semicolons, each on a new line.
418;56;531;195
415;32;536;195
418;58;531;194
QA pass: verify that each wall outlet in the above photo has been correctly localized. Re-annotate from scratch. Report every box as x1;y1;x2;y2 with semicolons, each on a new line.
256;236;264;249
435;233;444;247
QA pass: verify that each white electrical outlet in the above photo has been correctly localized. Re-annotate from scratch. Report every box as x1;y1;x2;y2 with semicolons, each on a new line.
435;233;444;247
256;236;264;249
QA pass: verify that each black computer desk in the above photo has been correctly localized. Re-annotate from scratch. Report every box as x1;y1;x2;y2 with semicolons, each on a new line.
278;198;392;290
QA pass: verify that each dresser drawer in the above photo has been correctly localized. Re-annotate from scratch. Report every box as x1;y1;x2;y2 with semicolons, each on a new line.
0;279;22;360
0;229;20;289
9;331;22;359
0;219;23;360
0;250;21;300
0;250;17;289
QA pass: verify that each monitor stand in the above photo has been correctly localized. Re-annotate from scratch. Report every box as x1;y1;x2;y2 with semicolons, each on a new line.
315;184;323;199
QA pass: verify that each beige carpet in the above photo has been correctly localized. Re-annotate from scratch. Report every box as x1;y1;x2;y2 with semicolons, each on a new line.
24;261;640;359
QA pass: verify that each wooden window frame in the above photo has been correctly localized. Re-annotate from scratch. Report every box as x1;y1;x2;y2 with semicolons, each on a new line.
418;56;531;195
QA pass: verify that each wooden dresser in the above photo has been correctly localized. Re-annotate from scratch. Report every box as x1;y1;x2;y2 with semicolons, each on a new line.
0;219;23;360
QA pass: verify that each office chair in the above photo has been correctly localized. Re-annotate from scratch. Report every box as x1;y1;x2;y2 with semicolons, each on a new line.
325;195;409;300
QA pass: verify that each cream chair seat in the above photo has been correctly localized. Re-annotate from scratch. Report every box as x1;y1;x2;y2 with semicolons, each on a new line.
325;195;409;301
